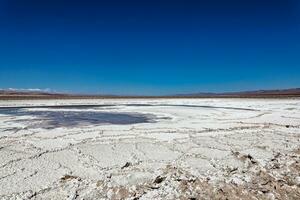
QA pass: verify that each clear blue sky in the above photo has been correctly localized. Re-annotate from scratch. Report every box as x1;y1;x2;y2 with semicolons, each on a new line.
0;0;299;95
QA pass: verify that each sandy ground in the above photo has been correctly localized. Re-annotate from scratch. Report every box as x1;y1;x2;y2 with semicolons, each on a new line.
0;98;299;200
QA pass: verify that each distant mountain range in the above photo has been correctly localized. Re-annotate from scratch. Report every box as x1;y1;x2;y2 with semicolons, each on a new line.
0;88;300;99
0;89;67;99
175;88;300;97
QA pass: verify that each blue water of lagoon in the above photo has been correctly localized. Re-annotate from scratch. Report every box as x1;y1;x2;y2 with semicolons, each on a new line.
0;107;158;129
0;103;254;129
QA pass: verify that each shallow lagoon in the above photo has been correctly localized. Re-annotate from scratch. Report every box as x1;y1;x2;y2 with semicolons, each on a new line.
0;107;156;129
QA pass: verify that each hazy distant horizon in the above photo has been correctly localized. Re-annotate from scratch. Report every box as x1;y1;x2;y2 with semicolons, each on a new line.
1;86;300;96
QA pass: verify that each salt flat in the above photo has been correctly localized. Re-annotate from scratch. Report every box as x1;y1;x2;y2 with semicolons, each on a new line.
0;98;299;199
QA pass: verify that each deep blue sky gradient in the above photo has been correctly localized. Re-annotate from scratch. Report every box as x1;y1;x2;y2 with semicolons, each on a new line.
0;0;300;95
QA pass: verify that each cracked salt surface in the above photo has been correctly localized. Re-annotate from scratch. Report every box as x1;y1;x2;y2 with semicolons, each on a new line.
0;98;299;199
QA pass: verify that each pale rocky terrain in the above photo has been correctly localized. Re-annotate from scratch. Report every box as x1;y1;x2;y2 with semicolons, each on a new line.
0;98;299;200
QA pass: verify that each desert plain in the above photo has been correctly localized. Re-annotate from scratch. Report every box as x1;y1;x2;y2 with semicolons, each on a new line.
0;98;299;199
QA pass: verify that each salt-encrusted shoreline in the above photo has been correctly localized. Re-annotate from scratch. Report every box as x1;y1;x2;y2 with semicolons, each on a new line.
0;99;299;199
